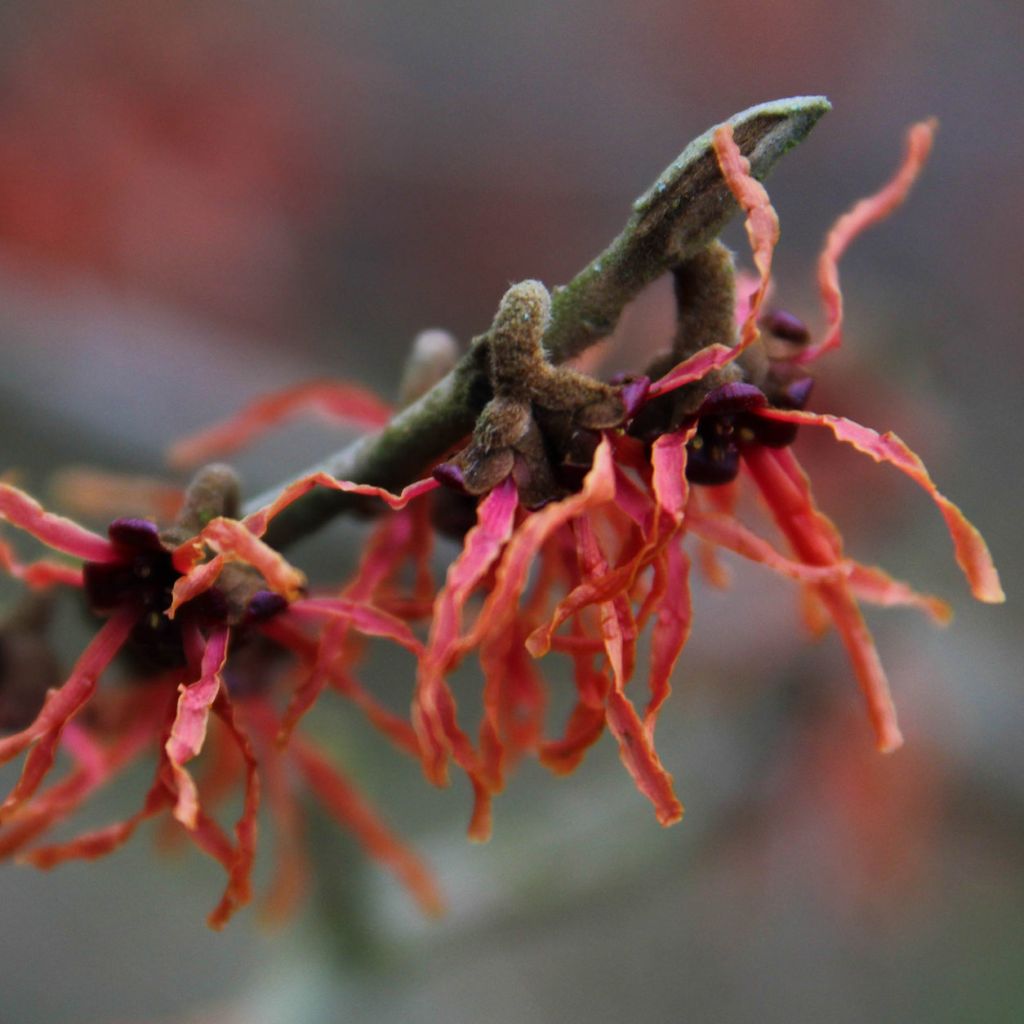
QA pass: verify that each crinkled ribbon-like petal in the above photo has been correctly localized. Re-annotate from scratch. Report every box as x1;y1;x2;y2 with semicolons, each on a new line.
798;120;936;365
258;741;308;926
243;473;439;538
713;123;780;356
0;607;138;818
168;380;393;469
846;563;952;625
0;538;83;588
686;509;849;584
292;738;443;916
539;647;609;776
0;483;117;563
646;129;781;402
23;776;174;869
413;477;518;804
169;520;307;619
470;438;617;654
646;542;692;734
290;598;425;654
686;507;950;623
168;554;225;618
755;408;1004;603
205;692;260;930
742;444;903;753
0;722;144;858
574;517;682;826
165;627;230;829
198;519;307;600
261;615;420;758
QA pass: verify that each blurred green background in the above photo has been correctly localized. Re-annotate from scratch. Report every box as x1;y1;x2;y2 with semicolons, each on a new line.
0;1;1020;1021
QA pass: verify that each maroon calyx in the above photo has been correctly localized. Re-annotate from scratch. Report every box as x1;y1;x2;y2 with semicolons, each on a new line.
618;375;652;419
83;516;284;668
432;461;469;494
685;376;814;486
760;309;811;345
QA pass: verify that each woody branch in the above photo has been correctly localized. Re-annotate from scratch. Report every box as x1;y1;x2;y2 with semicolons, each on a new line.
247;96;831;550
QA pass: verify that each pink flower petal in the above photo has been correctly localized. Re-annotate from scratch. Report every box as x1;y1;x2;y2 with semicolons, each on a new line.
23;774;173;869
198;519;306;601
165;627;230;829
471;438;617;655
205;692;260;930
292;738;443;917
0;538;83;588
846;563;953;626
168;380;393;469
650;427;693;526
646;543;692;734
0;607;137;817
713;124;780;358
742;445;903;753
646;343;740;399
0;483;117;562
414;477;518;792
252;710;309;926
647;124;783;403
168;554;225;618
799;120;936;364
243;473;439;538
685;509;850;584
264;614;420;757
574;518;682;826
290;598;424;654
0;723;143;858
756;408;1004;603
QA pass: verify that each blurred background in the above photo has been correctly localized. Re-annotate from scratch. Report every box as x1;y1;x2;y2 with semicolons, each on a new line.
0;0;1021;1021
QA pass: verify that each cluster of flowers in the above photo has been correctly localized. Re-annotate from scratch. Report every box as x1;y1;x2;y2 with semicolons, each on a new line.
0;122;1003;928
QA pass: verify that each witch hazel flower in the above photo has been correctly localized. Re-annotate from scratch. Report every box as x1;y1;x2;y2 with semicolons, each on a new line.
404;118;1002;835
0;96;1005;925
0;464;442;926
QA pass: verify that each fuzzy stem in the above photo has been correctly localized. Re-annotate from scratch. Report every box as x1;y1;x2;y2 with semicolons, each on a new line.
250;96;830;549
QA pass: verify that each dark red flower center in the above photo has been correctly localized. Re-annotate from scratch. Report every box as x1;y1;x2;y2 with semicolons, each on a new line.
83;517;284;668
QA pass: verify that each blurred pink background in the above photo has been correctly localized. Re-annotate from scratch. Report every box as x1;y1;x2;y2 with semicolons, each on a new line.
0;1;1020;1021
